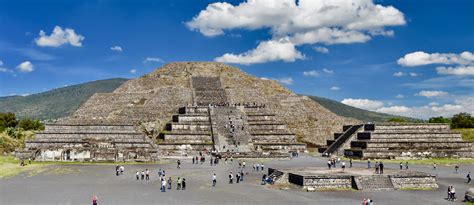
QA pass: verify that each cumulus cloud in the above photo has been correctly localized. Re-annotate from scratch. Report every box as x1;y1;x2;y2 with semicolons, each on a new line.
110;46;123;52
396;94;404;99
375;97;473;119
17;61;34;73
436;66;474;76
341;98;384;110
276;77;294;85
303;70;319;77
409;72;420;77
143;57;164;63
215;38;304;64
393;71;405;77
35;26;84;47
130;69;137;74
188;0;405;64
398;51;474;67
314;46;329;54
330;86;340;91
416;90;449;98
322;68;334;74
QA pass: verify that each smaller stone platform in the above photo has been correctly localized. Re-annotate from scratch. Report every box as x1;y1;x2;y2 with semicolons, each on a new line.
268;167;438;191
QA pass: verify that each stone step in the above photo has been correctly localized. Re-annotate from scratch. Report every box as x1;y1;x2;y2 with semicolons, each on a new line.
354;175;394;191
350;141;472;149
345;148;474;159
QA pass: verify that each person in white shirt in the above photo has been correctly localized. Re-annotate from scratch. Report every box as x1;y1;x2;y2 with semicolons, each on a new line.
161;178;167;192
212;173;217;186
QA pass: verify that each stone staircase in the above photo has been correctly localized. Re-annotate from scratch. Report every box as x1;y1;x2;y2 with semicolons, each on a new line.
342;124;474;159
319;124;363;156
210;106;251;153
354;175;394;191
191;76;227;105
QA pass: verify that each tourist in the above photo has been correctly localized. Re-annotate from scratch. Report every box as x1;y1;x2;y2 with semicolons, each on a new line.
192;156;195;164
467;172;471;184
405;162;409;170
182;178;186;190
28;158;31;165
327;160;332;169
177;160;181;169
229;172;234;184
242;161;246;168
455;165;459;173
161;178;167;192
92;195;98;205
136;171;140;180
162;169;166;177
120;165;124;174
349;158;352;168
341;162;346;172
367;159;371;169
236;172;240;183
158;169;162;177
177;177;182;190
20;159;24;166
240;170;244;181
379;162;384;174
212;173;217;186
145;169;150;180
399;162;403;170
450;186;456;201
375;162;379;174
141;170;145;180
261;163;265;172
433;163;437;170
168;177;172;189
261;174;267;185
210;157;213;166
116;166;120;176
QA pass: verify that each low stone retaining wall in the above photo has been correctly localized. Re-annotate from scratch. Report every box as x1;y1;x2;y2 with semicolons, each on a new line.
288;173;353;190
390;174;438;190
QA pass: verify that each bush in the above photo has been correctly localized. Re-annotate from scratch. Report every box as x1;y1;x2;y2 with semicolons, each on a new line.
0;112;18;132
451;112;474;129
18;119;45;131
388;118;407;123
428;116;451;124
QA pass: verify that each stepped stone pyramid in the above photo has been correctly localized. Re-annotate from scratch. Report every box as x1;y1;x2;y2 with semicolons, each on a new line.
320;123;473;159
22;62;355;161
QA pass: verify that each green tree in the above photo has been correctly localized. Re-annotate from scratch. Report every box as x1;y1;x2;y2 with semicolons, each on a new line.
388;118;407;123
18;119;45;131
429;116;451;124
451;112;474;129
0;112;18;132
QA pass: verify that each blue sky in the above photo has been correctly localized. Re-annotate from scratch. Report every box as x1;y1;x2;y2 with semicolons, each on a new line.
0;0;473;119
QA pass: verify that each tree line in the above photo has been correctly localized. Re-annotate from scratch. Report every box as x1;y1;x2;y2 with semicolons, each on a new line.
388;112;473;129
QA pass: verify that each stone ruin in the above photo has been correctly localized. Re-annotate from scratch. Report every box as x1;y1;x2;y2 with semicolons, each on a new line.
319;123;473;159
20;62;353;161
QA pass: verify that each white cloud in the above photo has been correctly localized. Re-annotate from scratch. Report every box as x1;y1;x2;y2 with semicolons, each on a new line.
276;77;294;85
409;72;420;77
341;98;384;110
143;57;164;63
397;51;474;67
35;26;84;47
393;71;405;77
395;94;404;99
330;86;340;91
376;97;473;119
314;46;329;54
436;66;474;76
110;46;123;52
417;90;449;98
303;70;319;77
188;0;405;64
130;69;137;74
322;68;334;74
16;61;34;73
215;38;304;64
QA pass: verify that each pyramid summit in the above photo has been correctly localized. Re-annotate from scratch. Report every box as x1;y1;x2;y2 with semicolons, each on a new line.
22;62;356;161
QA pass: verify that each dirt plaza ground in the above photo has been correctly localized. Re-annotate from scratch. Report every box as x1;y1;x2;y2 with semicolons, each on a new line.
0;155;472;205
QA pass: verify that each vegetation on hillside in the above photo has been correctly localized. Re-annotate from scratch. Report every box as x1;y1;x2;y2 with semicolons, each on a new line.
307;95;419;122
0;78;128;120
0;113;44;153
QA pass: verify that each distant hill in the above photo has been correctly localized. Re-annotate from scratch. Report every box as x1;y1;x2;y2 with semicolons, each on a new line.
0;78;128;120
0;77;417;122
307;95;419;122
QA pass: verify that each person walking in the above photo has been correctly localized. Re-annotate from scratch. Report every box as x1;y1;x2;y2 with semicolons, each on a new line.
145;169;150;180
379;162;384;174
177;160;181;169
433;163;437;170
161;178;167;192
375;162;379;174
467;172;471;184
229;172;234;184
455;165;459;173
367;159;371;169
168;177;172;189
341;162;346;172
92;195;98;205
177;177;182;190
399;162;403;170
192;156;195;164
182;178;186;190
405;162;409;170
236;172;240;183
136;171;140;180
327;160;332;169
141;170;145;180
349;158;352;168
212;173;217;186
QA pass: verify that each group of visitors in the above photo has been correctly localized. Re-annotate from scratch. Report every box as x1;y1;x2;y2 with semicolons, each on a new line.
362;198;374;205
374;161;384;174
327;158;339;169
135;169;151;180
196;102;266;108
447;186;457;201
19;158;31;166
253;163;264;172
399;162;409;170
115;165;124;176
228;170;245;184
